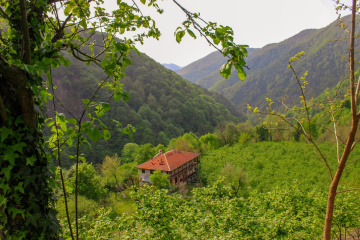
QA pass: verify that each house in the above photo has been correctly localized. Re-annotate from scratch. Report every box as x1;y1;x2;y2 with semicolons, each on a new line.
135;149;200;187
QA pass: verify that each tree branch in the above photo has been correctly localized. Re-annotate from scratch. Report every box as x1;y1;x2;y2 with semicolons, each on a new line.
50;68;75;240
19;0;31;64
336;188;359;194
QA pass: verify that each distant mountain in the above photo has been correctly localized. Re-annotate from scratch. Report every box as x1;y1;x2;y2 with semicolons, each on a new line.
162;63;182;71
177;49;257;89
176;51;226;85
49;44;244;165
178;15;355;111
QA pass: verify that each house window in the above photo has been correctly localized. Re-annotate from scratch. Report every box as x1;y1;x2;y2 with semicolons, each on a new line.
150;170;154;174
142;169;145;173
175;177;177;183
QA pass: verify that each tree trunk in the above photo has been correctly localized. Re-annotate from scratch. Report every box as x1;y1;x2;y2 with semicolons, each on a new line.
0;64;59;239
323;0;358;238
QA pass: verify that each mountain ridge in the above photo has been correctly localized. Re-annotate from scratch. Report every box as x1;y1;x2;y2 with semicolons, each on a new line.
177;15;354;111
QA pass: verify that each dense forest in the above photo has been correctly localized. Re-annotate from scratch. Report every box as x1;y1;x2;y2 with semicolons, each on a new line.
49;50;245;166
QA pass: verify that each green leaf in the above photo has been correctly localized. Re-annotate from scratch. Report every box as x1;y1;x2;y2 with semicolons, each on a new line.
12;142;26;153
213;38;220;45
82;99;90;104
26;156;36;166
68;118;78;125
64;4;71;16
123;58;132;67
0;127;13;142
80;19;87;29
114;93;122;101
46;120;55;127
220;62;232;79
58;55;71;67
58;113;66;122
103;130;111;140
140;0;146;4
122;127;134;141
0;196;7;208
101;59;109;68
42;57;52;65
95;102;111;117
2;166;12;181
4;153;19;166
51;59;60;68
10;207;25;220
187;29;196;39
88;128;102;142
0;181;11;194
222;47;231;56
14;182;24;194
176;30;185;43
66;137;74;146
234;64;246;80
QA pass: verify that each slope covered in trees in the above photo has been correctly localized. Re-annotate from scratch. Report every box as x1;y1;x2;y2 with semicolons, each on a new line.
178;15;356;111
49;50;244;165
176;48;257;89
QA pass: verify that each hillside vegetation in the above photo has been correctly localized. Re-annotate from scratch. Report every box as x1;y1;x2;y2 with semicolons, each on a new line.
49;50;244;165
178;15;357;112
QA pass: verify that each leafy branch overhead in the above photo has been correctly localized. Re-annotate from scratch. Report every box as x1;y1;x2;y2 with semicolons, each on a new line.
169;0;248;80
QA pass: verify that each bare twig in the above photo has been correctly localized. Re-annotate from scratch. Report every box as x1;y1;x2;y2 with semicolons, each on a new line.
50;68;75;240
336;188;359;194
131;0;143;16
345;158;360;166
288;64;312;138
51;92;79;121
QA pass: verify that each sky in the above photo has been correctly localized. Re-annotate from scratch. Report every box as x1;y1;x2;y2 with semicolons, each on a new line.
107;0;352;67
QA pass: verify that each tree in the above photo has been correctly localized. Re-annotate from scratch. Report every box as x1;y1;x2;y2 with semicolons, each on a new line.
149;170;170;189
68;163;106;202
255;125;269;142
132;143;154;164
216;122;240;146
220;163;248;195
199;133;219;153
101;154;121;191
0;0;247;238
169;132;200;152
247;1;360;238
121;143;139;164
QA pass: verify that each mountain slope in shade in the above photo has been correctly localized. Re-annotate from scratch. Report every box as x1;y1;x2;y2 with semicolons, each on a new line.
162;63;182;71
49;48;244;165
179;15;355;111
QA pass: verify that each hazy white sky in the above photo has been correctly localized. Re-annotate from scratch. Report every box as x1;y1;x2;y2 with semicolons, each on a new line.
111;0;352;66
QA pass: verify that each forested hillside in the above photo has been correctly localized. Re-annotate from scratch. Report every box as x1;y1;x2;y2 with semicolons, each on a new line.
49;50;244;165
178;15;356;111
176;49;257;89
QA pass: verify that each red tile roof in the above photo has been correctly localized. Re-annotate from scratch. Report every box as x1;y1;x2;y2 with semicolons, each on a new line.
135;150;200;172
